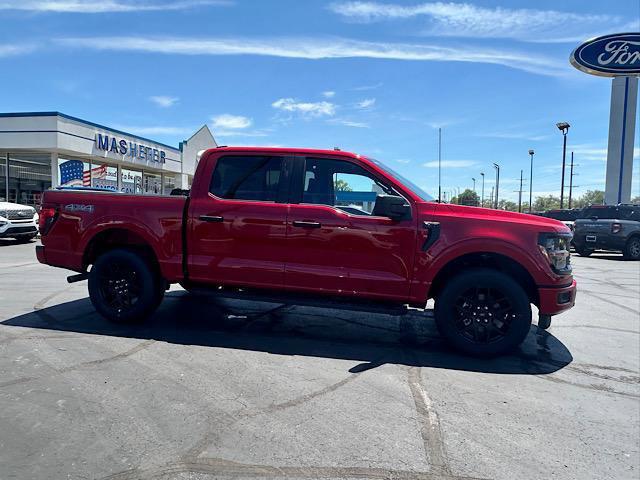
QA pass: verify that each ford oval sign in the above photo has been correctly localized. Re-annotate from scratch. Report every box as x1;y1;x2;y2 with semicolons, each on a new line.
571;33;640;77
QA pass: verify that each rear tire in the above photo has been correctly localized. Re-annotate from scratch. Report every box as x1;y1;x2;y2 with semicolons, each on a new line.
434;269;532;357
88;248;164;323
623;236;640;260
575;245;594;257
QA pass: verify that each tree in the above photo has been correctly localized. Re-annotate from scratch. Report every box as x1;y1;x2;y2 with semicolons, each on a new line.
533;195;561;212
456;189;479;206
629;195;640;205
497;199;518;211
573;190;604;209
334;179;352;192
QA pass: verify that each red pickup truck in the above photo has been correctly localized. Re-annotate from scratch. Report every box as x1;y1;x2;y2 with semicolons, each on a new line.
36;147;576;356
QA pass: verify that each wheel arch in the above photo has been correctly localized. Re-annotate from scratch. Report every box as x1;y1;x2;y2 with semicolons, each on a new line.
82;227;162;278
427;251;539;306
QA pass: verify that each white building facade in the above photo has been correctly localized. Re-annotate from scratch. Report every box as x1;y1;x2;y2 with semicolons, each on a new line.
0;112;216;206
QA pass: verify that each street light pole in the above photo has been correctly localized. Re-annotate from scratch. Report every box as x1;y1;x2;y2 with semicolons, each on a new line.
493;163;500;209
556;122;570;209
480;172;485;208
569;151;574;209
472;177;476;192
528;149;534;213
518;169;523;213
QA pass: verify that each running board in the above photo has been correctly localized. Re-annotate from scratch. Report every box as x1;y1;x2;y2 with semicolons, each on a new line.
182;284;410;316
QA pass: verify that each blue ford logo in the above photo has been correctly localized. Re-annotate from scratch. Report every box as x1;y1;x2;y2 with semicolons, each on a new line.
571;33;640;77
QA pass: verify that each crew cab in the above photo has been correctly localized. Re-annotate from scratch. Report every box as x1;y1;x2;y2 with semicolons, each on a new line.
574;204;640;259
36;147;576;356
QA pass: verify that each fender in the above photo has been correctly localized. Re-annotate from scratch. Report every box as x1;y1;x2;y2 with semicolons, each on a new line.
79;214;182;281
410;237;556;303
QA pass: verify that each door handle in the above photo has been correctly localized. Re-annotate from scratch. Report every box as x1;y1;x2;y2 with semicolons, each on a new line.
199;215;224;223
292;220;321;229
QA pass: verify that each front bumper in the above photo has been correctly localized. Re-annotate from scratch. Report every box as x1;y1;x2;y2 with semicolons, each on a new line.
538;279;577;316
0;223;38;238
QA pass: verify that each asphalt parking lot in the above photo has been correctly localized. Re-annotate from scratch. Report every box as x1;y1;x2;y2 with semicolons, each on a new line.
0;240;638;480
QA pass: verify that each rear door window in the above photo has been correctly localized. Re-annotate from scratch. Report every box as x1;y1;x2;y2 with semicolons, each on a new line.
210;156;283;202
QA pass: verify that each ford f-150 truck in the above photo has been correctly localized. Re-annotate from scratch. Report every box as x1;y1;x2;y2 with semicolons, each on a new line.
36;147;576;356
573;204;640;259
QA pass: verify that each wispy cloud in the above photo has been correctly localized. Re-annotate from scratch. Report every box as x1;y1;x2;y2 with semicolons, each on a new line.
327;118;369;128
394;159;411;164
423;160;477;168
149;95;179;108
272;98;336;117
475;131;550;141
353;82;383;91
322;90;336;98
0;43;37;57
55;36;567;76
211;113;252;129
356;98;375;109
329;1;622;43
0;0;231;13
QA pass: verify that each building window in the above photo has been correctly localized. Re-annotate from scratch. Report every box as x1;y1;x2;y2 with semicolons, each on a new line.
163;173;177;195
91;163;118;191
121;168;143;194
8;153;52;207
143;172;162;194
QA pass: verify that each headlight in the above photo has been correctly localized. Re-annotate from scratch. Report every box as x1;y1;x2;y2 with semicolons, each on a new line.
538;233;572;274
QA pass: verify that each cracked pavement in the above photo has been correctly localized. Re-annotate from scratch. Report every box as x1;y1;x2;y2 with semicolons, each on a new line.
0;240;638;479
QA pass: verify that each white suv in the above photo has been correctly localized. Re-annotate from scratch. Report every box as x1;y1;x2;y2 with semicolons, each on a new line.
0;202;39;242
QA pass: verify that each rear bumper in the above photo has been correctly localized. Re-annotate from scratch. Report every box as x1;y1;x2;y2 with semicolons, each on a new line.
36;245;46;264
538;280;577;315
35;244;84;272
574;233;626;251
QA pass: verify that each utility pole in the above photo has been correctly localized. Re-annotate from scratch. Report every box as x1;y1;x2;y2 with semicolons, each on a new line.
480;172;485;208
438;128;442;203
490;186;494;209
568;151;575;209
518;169;524;213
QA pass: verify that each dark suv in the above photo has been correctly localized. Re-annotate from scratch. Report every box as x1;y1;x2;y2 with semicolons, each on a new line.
573;204;640;259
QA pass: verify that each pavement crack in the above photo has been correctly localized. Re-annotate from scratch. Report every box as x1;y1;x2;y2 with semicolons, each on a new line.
407;366;453;478
99;456;488;480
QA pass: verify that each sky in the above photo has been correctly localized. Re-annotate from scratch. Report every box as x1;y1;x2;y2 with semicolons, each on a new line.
0;0;639;202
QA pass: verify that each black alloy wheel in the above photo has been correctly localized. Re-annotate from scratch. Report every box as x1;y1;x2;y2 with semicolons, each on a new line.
88;248;163;323
434;269;532;357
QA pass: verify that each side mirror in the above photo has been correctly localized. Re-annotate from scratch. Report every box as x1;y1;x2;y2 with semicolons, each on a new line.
373;194;411;220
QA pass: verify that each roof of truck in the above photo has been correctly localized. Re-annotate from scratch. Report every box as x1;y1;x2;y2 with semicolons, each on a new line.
206;146;361;159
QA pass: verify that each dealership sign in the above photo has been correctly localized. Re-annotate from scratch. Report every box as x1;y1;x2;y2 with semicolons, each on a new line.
95;133;166;163
571;33;640;77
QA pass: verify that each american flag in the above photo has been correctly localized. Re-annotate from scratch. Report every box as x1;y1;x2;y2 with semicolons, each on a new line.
59;160;84;186
85;164;107;186
61;160;108;187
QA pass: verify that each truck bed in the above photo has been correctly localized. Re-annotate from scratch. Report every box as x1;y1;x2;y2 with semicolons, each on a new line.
39;189;187;281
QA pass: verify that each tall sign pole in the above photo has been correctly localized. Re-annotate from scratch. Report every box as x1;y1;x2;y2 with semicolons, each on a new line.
570;33;640;205
569;152;575;209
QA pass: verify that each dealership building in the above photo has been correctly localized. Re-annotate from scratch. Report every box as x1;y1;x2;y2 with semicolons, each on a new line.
0;112;217;206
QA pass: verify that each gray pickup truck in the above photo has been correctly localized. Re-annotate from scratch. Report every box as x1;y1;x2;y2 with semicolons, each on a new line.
573;204;640;259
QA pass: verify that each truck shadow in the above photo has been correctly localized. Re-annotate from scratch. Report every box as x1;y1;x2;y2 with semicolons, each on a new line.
2;291;572;375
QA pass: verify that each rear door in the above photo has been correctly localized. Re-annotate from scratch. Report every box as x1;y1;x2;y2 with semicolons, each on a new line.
188;154;290;288
284;156;416;301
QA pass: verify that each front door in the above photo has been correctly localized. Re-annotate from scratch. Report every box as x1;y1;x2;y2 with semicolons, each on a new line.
188;154;289;288
285;156;416;301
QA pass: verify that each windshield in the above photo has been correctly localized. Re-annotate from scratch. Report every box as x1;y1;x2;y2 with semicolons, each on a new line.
368;157;434;201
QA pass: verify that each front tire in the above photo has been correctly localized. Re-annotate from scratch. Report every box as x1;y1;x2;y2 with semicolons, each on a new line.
88;249;164;323
623;236;640;260
575;245;593;257
434;269;532;357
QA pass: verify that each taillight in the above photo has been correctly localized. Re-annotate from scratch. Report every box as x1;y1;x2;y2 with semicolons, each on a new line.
38;207;58;235
611;222;622;234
